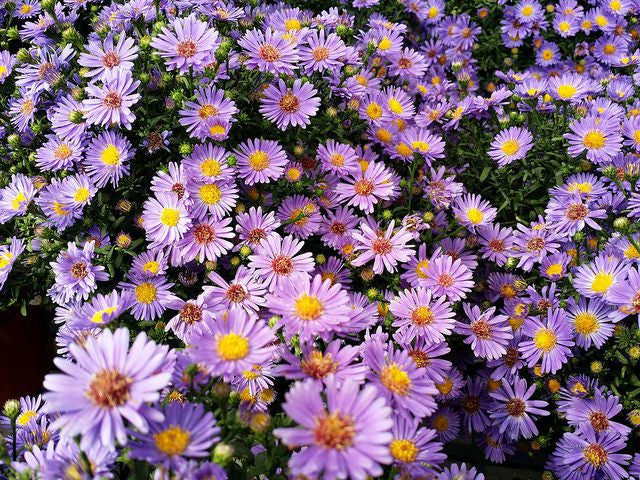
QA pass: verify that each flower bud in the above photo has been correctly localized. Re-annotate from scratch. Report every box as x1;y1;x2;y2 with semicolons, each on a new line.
239;245;252;258
7;134;21;150
179;143;193;156
315;253;326;265
3;400;20;420
212;442;234;466
613;217;629;231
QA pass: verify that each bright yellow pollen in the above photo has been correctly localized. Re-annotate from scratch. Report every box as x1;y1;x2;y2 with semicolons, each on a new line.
101;145;120;165
143;260;159;274
74;187;91;203
467;208;484;224
134;282;157;304
415;259;429;278
595;15;608;27
199;183;222;205
546;263;563;276
376;128;393;143
603;44;616;55
217;332;249;361
20;4;32;14
154;426;190;456
396;143;412;157
557;84;577;99
521;5;533;16
284;18;301;31
295;294;324;321
542;49;554;60
160;208;180;227
378;36;392;50
501;139;520;156
568;182;592;193
380;363;411;396
583;130;605;149
0;65;7;76
0;252;13;269
574;312;599;335
248;150;269;171
200;158;221;177
91;306;118;324
208;124;226;136
366;102;383;120
436;377;453;394
559;21;570;32
624;245;639;259
428;6;439;18
388;98;404;114
411;141;430;153
591;272;613;293
17;410;36;427
12;192;27;210
52;201;69;216
610;0;621;11
533;328;557;352
389;439;418;463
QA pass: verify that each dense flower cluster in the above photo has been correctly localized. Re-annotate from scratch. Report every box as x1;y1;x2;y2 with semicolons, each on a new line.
0;0;639;478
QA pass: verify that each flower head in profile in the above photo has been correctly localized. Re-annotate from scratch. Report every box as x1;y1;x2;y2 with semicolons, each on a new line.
273;378;393;480
43;328;175;449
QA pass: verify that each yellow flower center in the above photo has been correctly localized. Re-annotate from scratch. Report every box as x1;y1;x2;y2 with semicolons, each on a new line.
388;98;403;114
591;272;613;293
415;259;429;278
436;377;453;394
380;363;411;396
248;150;269;171
160;208;180;227
389;439;418;463
603;43;616;55
559;21;570;32
295;293;324;321
0;65;7;76
217;333;249;361
101;145;120;165
209;124;226;136
91;306;118;324
284;18;300;30
533;328;557;352
624;245;639;259
428;6;439;17
378;36;392;50
574;313;599;335
411;141;430;153
411;306;434;325
20;4;32;14
542;49;554;60
200;158;221;177
546;263;563;276
501;139;520;156
0;252;13;269
154;426;190;456
143;260;160;274
433;415;449;432
199;183;222;205
366;102;383;120
134;282;157;304
467;208;484;224
583;130;605;149
12;192;27;210
557;84;577;99
17;410;36;426
74;187;91;203
52;201;69;216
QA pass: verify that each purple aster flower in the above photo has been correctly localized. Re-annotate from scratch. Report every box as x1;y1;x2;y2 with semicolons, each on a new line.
540;252;571;281
119;275;177;321
151;14;219;73
608;266;640;316
142;192;191;250
129;250;167;280
335;161;396;213
453;193;497;231
519;309;575;374
276;339;367;385
76;289;132;328
50;95;87;140
565;115;623;163
425;254;474;302
235;138;288;185
489;376;550;440
319;205;358;249
177;216;234;263
573;254;630;300
35;134;83;172
266;273;351;342
352;221;414;274
566;393;632;438
512;222;561;271
78;32;138;81
165;293;220;341
186;179;237;221
547;429;630;480
438;463;485;480
182;143;234;183
83;69;140;129
566;296;623;349
459;377;493;433
35;179;84;230
238;28;298;75
317;139;359;175
457;304;513;360
48;241;108;305
389;286;455;343
235;206;281;250
43;328;175;449
274;378;392;480
37;441;116;480
260;79;319;130
0;237;25;291
84;130;133;188
16;44;74;93
0;173;36;223
477;223;514;266
299;30;346;73
248;232;315;291
179;86;237;139
364;340;438;420
129;402;220;469
547;73;599;102
0;50;16;83
187;308;275;377
488;126;534;167
389;417;446;477
205;265;267;317
9;89;39;132
427;405;461;443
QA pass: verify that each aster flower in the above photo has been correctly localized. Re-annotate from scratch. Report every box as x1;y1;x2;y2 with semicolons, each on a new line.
43;328;175;449
364;340;438;419
512;223;562;271
277;195;321;239
477;223;514;266
274;378;392;480
129;402;220;469
119;275;177;321
142;193;191;250
565;115;623;163
179;86;238;138
519;309;575;374
453;194;497;231
0;237;25;291
335;161;396;213
317;140;359;175
35;180;84;230
299;30;346;73
438;463;485;480
0;173;36;223
547;73;599;102
547;429;630;480
457;304;513;360
488;126;534;167
84;130;133;188
78;32;139;80
235;138;288;185
566;296;622;349
238;28;298;75
389;286;455;343
319;205;358;249
151;14;219;73
266;273;351;342
235;206;281;250
389;417;446;477
48;241;108;304
165;294;219;341
260;79;320;130
187;180;238;221
489;376;549;440
16;44;74;93
187;308;275;377
459;376;493;432
566;393;632;438
50;95;87;140
573;254;629;300
9;89;39;132
84;69;140;129
0;50;16;83
177;216;234;263
608;266;640;316
425;254;474;302
352;221;414;274
248;232;315;291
